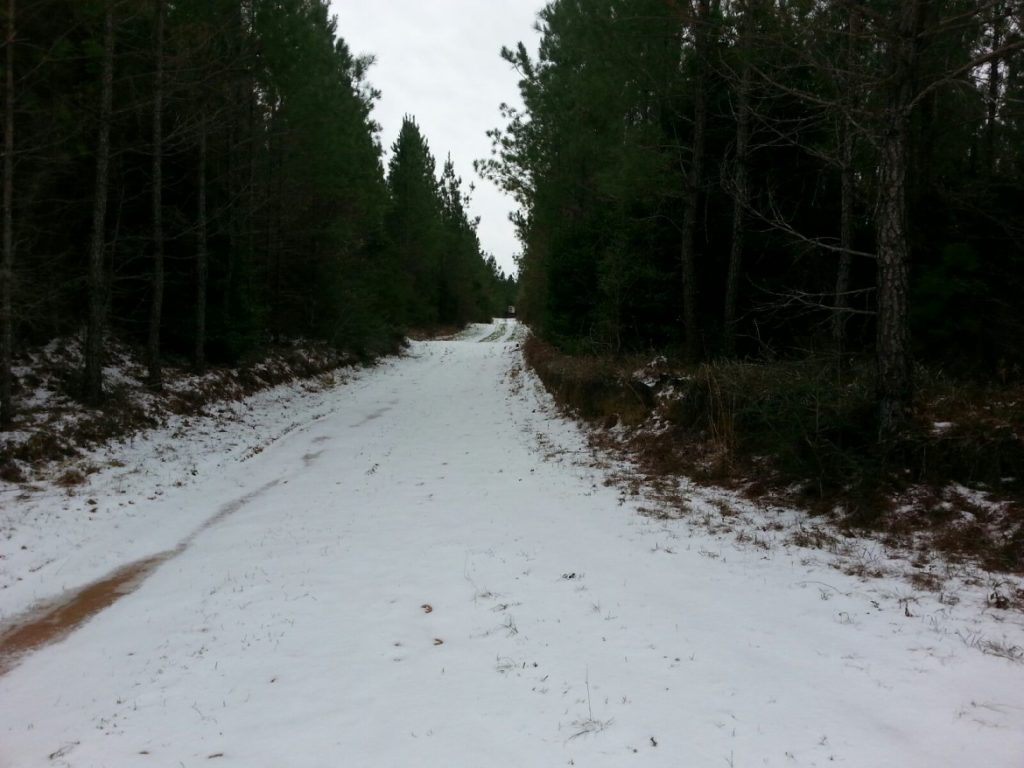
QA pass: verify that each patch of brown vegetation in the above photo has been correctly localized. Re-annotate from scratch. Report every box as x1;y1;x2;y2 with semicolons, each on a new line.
0;460;25;483
55;468;88;487
523;335;1024;577
524;336;654;427
406;325;465;341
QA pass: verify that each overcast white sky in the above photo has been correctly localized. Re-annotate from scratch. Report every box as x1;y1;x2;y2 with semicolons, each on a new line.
329;2;545;277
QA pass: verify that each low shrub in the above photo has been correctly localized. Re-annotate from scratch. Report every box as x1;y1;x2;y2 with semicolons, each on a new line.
666;359;880;503
524;335;1024;572
524;336;654;427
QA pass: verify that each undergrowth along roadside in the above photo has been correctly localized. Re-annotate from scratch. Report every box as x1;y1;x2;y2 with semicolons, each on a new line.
0;334;378;484
523;335;1024;576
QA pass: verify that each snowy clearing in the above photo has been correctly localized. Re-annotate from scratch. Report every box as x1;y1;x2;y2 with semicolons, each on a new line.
1;320;1022;767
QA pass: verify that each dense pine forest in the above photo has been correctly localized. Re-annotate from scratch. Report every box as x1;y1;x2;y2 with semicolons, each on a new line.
481;0;1024;443
2;0;1023;512
0;0;514;427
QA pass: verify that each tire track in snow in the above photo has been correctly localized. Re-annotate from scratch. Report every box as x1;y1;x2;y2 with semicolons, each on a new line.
0;478;281;676
479;319;509;343
0;321;505;676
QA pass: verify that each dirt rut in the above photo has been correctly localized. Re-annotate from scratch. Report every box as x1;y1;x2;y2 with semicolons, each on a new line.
0;478;282;677
0;549;179;676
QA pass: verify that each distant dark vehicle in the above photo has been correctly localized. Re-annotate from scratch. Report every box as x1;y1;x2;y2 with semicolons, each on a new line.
506;305;516;318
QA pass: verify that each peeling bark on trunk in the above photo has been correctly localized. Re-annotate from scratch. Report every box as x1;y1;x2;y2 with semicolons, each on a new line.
875;126;912;439
874;0;924;441
147;0;164;388
84;3;114;406
0;0;14;427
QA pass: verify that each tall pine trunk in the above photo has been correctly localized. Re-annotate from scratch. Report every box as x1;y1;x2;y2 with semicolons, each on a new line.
875;125;912;439
146;0;164;387
84;3;114;405
223;1;250;334
832;5;859;357
195;115;208;370
679;0;716;362
874;1;923;441
0;0;14;427
723;2;751;357
832;119;855;357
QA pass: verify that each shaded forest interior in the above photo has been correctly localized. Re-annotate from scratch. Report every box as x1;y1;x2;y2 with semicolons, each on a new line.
482;1;1023;403
2;0;1024;538
478;0;1024;546
0;0;515;428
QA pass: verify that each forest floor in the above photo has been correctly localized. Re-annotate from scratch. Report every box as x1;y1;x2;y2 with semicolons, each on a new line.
0;336;359;484
523;338;1024;577
1;320;1022;767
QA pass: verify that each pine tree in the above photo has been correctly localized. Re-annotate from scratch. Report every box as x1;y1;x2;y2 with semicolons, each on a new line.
146;0;165;388
0;0;14;426
384;117;445;327
83;0;114;404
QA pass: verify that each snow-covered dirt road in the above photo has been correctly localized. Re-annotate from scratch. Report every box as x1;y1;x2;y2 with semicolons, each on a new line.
2;321;1022;767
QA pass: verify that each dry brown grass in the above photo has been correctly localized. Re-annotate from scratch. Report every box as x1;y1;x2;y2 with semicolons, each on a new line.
405;324;466;341
524;337;654;427
523;336;1024;576
55;468;87;487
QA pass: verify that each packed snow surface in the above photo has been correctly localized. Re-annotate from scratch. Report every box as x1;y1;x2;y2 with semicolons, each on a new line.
1;321;1022;766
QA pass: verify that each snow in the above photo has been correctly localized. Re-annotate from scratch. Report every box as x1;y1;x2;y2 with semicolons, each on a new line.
2;320;1023;767
1;360;366;618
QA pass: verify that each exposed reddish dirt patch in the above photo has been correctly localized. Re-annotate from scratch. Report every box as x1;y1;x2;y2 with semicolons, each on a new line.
0;550;180;677
0;478;282;677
